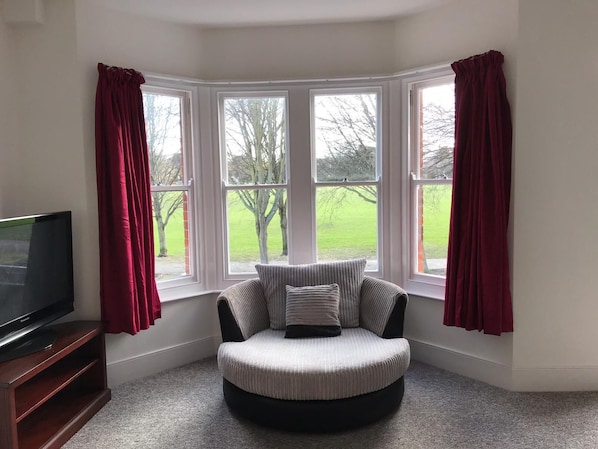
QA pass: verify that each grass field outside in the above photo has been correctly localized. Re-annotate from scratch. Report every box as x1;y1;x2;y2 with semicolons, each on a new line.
154;185;451;275
420;185;452;260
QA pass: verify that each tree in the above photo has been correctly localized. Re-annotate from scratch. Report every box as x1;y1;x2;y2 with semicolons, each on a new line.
421;102;454;179
316;93;454;192
224;97;286;263
143;93;184;257
420;100;455;212
314;93;378;208
223;92;455;265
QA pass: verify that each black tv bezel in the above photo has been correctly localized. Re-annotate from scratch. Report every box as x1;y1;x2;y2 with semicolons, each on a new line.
0;211;75;355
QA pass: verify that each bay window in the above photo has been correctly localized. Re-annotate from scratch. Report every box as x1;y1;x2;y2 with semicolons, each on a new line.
142;65;455;299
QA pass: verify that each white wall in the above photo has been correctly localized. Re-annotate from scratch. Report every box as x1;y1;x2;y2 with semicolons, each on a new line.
511;0;598;390
0;2;18;215
6;0;598;391
395;0;518;388
394;0;518;74
6;0;93;321
75;0;205;79
72;0;206;322
73;0;218;385
397;0;598;391
200;20;396;81
2;0;216;386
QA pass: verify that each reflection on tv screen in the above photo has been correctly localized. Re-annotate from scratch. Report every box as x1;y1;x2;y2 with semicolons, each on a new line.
0;225;32;321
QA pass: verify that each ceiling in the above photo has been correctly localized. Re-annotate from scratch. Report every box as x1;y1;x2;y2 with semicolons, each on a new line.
91;0;451;28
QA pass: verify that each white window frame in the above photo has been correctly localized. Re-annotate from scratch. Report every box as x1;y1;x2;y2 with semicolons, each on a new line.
310;86;383;272
217;91;290;278
142;64;455;301
400;68;455;299
213;82;386;284
141;81;204;301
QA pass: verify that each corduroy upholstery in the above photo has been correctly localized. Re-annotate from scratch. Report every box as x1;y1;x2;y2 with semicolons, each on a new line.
256;258;366;329
284;283;342;338
216;271;410;432
219;328;410;400
217;278;269;341
360;276;409;338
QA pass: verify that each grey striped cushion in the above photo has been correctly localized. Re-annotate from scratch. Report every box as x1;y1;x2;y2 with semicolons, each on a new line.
218;328;410;400
285;284;341;338
256;259;366;329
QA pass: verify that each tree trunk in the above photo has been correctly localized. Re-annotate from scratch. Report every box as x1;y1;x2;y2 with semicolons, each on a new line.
256;214;269;263
153;192;168;257
258;222;269;263
279;197;288;256
255;190;269;263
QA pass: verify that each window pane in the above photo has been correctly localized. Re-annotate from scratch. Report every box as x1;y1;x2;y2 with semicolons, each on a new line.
143;93;185;186
314;93;377;182
144;90;194;285
223;97;287;186
416;184;451;276
316;186;378;270
227;188;288;273
420;84;455;180
152;191;191;280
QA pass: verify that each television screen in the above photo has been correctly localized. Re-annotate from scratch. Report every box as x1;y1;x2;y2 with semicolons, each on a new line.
0;211;74;357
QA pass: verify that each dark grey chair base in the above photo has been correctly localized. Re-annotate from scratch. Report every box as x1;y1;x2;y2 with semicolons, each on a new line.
222;376;405;433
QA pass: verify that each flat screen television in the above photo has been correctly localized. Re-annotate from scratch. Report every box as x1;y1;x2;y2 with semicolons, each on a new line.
0;211;74;362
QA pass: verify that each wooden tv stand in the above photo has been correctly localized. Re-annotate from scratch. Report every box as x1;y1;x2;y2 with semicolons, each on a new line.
0;321;111;449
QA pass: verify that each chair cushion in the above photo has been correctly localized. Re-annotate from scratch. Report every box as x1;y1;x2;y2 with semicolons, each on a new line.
218;328;410;401
285;284;341;338
256;259;366;329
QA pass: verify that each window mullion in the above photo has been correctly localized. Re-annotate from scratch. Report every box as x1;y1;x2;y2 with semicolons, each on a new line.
287;87;315;264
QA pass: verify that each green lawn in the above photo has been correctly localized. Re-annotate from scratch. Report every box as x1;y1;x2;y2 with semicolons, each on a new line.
154;186;452;262
226;188;377;262
421;185;452;259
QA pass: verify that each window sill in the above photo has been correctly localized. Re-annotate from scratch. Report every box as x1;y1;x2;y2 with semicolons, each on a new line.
404;278;446;301
158;283;220;303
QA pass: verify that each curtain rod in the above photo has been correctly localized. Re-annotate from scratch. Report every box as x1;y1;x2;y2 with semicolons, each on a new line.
143;61;452;87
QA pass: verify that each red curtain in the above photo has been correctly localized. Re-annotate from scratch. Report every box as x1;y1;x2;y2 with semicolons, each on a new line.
95;63;161;335
443;51;513;336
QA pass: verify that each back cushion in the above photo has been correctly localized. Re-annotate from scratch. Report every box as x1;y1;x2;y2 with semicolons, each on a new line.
256;259;366;329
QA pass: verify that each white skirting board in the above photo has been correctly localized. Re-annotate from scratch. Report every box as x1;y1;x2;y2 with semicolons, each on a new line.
409;338;598;392
106;335;598;392
510;366;598;392
106;335;219;388
408;338;514;390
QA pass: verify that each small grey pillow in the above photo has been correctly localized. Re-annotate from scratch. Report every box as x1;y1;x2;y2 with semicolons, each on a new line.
285;284;341;338
256;259;367;329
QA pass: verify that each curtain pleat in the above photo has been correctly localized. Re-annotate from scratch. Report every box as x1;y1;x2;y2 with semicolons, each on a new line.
443;50;513;336
95;63;161;334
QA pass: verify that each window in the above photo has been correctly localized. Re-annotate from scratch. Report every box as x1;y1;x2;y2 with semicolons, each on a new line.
217;87;382;276
406;75;455;290
219;94;288;274
142;65;455;299
312;89;380;270
142;86;197;289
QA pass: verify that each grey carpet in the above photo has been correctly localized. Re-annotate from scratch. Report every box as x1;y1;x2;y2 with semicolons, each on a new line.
63;358;598;449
